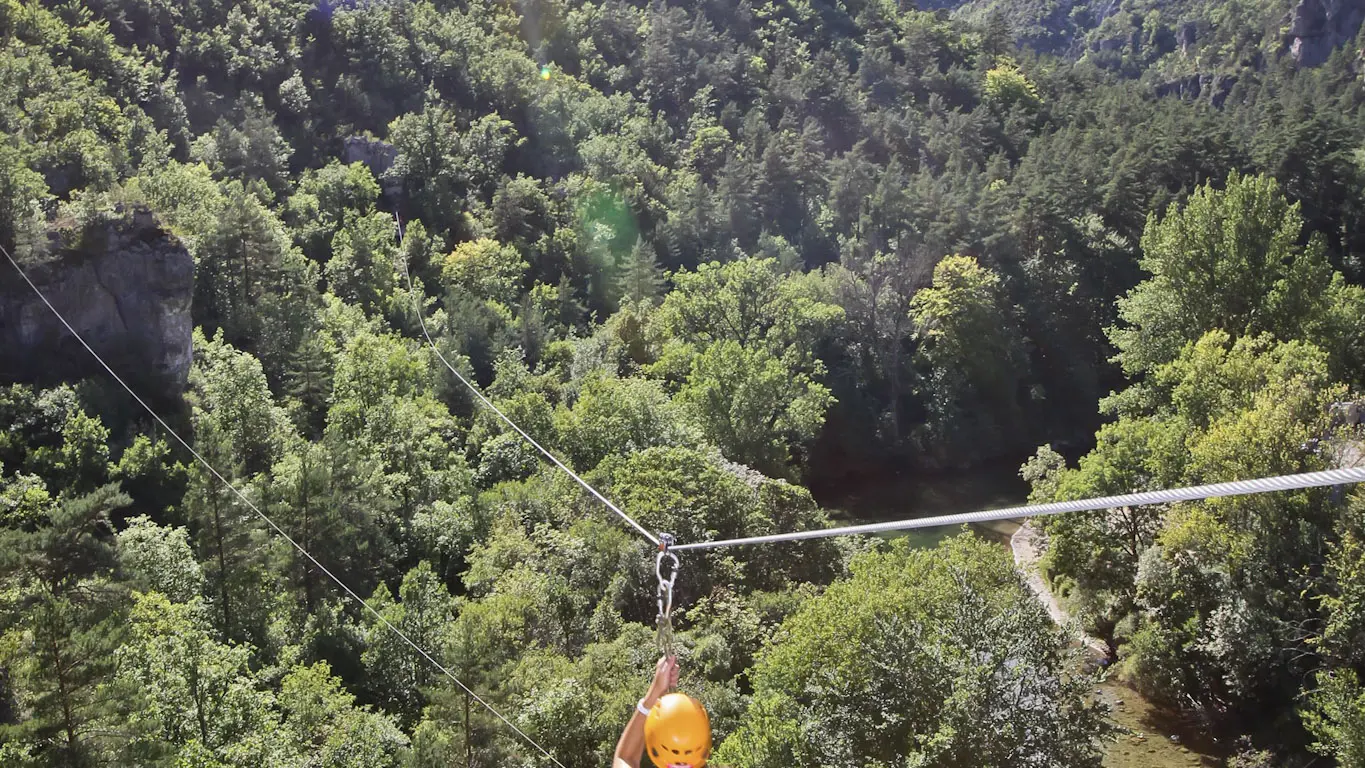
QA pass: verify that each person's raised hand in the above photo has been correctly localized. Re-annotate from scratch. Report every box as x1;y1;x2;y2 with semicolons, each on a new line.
643;656;678;708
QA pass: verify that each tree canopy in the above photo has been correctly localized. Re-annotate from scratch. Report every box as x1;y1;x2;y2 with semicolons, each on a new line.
4;0;1365;765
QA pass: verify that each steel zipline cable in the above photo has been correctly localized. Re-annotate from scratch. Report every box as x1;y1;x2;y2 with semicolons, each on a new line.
12;220;1365;763
394;215;661;547
2;245;569;768
669;465;1365;551
392;210;1365;555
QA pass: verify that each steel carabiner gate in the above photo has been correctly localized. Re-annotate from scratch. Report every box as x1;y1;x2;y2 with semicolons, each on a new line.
655;533;679;657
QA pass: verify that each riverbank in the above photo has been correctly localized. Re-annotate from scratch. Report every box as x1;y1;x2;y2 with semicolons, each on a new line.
1009;521;1224;767
817;464;1226;767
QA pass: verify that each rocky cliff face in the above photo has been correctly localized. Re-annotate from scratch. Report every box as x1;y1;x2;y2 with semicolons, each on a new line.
0;207;194;393
1154;72;1239;107
344;135;402;199
953;0;1362;70
1286;0;1365;66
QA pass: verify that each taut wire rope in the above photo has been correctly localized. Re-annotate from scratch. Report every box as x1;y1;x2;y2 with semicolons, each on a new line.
2;244;568;768
394;215;662;547
669;466;1365;551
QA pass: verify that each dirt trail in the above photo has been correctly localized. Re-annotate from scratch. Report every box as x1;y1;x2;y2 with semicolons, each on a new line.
1009;520;1109;656
1005;521;1221;766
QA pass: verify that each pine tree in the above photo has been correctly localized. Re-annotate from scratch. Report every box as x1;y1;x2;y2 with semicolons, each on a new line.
0;485;130;768
285;335;334;439
180;432;279;647
616;237;666;305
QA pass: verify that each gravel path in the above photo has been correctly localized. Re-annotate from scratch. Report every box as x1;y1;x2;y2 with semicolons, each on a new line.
1009;430;1363;658
1010;521;1109;657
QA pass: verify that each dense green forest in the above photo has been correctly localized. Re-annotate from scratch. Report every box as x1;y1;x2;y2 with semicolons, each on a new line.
2;0;1365;765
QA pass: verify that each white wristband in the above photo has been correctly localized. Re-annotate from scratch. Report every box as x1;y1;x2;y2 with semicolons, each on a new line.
637;698;652;717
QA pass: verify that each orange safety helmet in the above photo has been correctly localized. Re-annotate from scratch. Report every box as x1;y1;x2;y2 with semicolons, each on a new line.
644;692;712;768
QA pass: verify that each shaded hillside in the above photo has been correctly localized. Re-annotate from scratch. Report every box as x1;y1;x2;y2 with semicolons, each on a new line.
950;0;1364;73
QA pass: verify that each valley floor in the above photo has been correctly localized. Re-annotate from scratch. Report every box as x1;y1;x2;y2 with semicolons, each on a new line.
1007;520;1224;767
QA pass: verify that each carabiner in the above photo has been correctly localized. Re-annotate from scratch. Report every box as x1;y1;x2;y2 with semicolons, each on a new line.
655;533;679;657
656;548;679;620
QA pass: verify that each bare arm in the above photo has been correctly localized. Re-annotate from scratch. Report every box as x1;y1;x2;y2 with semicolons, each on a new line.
613;656;678;768
611;708;649;768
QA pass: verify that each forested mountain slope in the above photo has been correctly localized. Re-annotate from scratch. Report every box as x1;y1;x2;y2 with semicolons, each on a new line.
951;0;1363;70
2;0;1365;766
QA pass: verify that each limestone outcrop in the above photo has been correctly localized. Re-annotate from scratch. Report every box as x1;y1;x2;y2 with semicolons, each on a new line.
0;207;194;393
